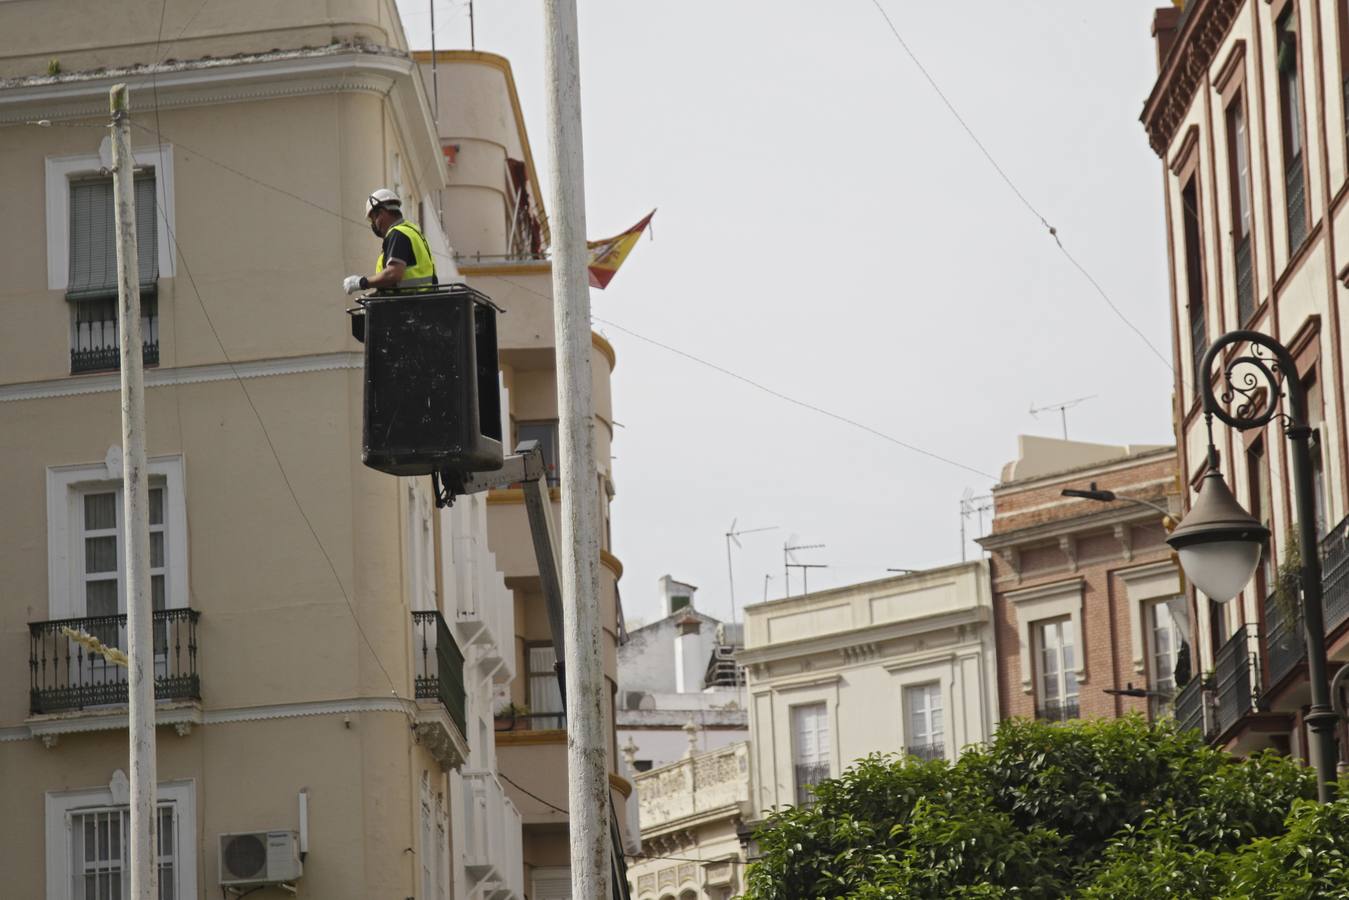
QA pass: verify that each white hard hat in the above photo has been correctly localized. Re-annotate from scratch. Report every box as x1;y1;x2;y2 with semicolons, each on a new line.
367;188;402;216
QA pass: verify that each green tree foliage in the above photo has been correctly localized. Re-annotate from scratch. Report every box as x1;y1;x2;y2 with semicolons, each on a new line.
742;716;1349;899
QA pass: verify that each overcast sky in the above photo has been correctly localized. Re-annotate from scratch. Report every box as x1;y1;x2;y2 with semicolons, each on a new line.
395;0;1177;626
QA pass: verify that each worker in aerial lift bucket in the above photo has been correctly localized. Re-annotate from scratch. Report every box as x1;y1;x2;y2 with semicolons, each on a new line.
342;188;438;294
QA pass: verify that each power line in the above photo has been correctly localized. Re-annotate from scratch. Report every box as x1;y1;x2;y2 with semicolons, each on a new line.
591;314;998;481
489;273;996;480
864;0;1172;371
499;770;570;816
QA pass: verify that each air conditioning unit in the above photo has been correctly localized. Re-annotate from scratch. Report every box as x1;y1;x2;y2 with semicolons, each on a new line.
219;831;302;888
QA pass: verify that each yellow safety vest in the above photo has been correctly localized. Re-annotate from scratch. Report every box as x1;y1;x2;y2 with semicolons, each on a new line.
376;220;437;286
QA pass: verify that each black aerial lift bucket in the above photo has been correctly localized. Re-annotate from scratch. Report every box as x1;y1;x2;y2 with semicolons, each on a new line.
348;285;504;477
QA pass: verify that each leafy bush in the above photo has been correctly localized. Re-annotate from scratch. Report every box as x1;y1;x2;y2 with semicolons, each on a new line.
744;716;1332;899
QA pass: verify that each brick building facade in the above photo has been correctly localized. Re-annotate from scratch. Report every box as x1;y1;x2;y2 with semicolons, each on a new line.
978;437;1184;723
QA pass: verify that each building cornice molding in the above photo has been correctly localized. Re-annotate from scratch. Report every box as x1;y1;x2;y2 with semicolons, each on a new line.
0;351;363;403
1141;0;1245;155
994;448;1176;494
978;503;1164;552
738;606;989;668
0;47;410;123
15;696;414;742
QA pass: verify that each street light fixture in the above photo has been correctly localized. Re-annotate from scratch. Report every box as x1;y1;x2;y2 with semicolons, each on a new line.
1166;330;1339;802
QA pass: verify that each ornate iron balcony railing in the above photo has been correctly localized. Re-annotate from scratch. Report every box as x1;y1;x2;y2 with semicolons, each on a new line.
1036;698;1080;723
1214;625;1256;737
412;610;467;737
1173;676;1209;740
905;741;945;762
29;609;199;714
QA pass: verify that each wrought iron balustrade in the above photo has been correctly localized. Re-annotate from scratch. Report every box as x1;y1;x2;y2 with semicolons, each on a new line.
1321;514;1349;636
1036;699;1080;723
29;609;199;714
412;610;467;737
1214;626;1256;737
70;294;159;374
905;741;945;762
793;762;830;806
1263;594;1305;690
1173;676;1209;739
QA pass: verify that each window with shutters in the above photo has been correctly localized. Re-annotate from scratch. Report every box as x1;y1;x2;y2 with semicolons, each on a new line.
790;702;830;806
66;173;160;374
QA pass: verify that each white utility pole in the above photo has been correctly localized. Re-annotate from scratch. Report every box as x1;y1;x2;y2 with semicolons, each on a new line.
542;4;609;899
110;83;158;900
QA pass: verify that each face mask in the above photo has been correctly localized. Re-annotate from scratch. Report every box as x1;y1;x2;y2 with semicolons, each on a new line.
370;219;381;237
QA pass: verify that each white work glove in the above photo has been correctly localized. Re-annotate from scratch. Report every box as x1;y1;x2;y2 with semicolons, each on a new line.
343;275;366;294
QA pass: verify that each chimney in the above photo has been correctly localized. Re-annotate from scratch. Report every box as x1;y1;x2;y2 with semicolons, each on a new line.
1153;5;1184;72
673;612;703;693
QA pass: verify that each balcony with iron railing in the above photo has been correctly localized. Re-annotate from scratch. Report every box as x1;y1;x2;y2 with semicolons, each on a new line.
1173;676;1211;741
29;609;199;715
412;610;469;769
462;769;524;900
905;741;945;762
1257;516;1349;700
1036;698;1080;723
1321;514;1349;637
1214;625;1256;738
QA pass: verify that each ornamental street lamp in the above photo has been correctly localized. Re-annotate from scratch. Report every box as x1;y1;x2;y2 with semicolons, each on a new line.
1167;329;1339;802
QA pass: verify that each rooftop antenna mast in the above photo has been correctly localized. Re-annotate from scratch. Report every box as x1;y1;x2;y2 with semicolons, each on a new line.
784;539;827;597
725;519;777;627
1029;394;1098;440
959;488;993;562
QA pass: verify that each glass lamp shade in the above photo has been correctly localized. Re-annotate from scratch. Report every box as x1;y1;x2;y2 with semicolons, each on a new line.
1177;540;1263;604
1167;467;1269;603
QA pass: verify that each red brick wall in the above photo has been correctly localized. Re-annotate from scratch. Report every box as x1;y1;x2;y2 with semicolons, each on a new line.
988;452;1177;722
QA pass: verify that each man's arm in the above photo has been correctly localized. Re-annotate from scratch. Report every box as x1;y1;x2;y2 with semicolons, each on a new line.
364;260;406;289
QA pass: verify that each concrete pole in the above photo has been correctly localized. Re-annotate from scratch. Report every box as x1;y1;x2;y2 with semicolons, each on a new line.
541;3;610;897
110;83;158;900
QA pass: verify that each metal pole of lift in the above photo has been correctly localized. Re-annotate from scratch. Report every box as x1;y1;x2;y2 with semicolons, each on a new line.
110;83;158;900
542;2;610;897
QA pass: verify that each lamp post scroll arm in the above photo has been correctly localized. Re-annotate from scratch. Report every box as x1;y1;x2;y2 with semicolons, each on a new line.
1199;329;1338;801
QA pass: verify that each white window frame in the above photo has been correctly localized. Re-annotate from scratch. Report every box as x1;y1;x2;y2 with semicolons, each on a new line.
904;682;944;750
790;701;830;806
45;778;196;900
46;144;176;291
1034;617;1079;712
47;452;188;620
1147;599;1179;694
1120;561;1183;677
1005;578;1085;693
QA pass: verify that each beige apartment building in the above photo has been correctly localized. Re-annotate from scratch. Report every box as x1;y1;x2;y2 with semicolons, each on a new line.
1142;0;1349;762
417;50;634;897
739;562;997;816
0;3;531;899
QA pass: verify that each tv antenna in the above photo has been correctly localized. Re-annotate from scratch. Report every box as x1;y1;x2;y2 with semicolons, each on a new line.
784;537;827;597
1029;394;1097;440
959;488;993;562
725;519;777;626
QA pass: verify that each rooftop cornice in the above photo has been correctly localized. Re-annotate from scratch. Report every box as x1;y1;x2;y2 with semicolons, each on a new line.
977;501;1164;552
1141;0;1244;155
738;605;989;666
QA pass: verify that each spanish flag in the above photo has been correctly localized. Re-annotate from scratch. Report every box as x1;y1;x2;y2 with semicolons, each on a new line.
588;210;655;289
